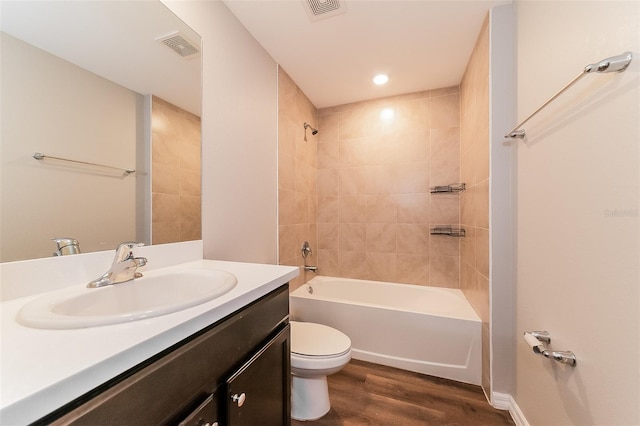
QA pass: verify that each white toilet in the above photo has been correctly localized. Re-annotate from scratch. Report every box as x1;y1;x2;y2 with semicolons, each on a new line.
290;321;352;421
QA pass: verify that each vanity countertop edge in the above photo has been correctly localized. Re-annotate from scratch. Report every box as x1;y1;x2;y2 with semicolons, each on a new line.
0;259;299;425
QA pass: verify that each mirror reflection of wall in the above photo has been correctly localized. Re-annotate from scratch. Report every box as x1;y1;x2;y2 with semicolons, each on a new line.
1;32;139;262
151;97;201;244
0;1;202;262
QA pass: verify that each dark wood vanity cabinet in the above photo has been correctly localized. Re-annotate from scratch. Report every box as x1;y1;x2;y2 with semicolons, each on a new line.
41;285;291;426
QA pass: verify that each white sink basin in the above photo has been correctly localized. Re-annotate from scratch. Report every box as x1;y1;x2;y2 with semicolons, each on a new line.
17;268;237;329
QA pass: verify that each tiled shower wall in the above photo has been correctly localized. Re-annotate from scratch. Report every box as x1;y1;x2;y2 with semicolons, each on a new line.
460;15;490;393
151;96;202;244
316;89;461;287
277;67;318;291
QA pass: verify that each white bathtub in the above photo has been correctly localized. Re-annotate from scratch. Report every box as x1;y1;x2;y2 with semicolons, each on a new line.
290;276;481;385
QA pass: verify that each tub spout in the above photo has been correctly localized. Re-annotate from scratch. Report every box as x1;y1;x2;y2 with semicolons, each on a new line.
304;265;318;273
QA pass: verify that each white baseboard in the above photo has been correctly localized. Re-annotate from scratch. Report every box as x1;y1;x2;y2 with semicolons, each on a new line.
491;392;511;410
491;392;529;426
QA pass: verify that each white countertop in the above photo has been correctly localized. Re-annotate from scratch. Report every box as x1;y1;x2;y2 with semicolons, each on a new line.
0;259;298;425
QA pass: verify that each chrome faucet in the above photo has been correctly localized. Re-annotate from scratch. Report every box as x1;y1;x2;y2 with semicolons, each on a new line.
87;242;147;288
52;238;81;256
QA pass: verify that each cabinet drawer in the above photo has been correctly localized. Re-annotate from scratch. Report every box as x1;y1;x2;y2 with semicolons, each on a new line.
178;394;218;426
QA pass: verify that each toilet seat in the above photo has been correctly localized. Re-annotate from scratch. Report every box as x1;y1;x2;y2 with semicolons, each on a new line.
290;321;351;358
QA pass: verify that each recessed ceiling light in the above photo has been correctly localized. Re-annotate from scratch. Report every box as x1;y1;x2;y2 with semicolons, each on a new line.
373;74;388;85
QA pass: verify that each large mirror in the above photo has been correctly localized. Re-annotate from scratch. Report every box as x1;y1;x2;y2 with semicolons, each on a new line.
1;1;202;262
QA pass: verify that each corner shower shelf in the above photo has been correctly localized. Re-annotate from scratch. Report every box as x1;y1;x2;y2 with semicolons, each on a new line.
430;183;465;194
430;227;466;237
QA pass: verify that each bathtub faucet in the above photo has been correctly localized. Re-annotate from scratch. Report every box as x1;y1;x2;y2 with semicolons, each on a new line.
304;265;318;273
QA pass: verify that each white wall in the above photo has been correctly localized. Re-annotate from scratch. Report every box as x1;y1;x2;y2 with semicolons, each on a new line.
1;33;138;262
162;0;278;264
489;4;516;400
514;1;639;424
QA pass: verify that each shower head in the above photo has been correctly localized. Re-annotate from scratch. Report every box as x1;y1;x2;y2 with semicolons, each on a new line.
303;122;318;141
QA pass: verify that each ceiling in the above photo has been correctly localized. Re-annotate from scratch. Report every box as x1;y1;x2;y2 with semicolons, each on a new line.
224;0;510;109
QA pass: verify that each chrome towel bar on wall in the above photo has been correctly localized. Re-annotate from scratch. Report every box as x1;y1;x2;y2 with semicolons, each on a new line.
33;152;135;175
505;51;633;139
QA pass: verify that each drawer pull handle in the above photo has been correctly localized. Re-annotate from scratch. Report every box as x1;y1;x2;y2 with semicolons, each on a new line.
231;392;246;407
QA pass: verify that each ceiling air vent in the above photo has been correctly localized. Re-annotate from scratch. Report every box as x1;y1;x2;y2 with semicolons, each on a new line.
304;0;347;22
156;31;200;59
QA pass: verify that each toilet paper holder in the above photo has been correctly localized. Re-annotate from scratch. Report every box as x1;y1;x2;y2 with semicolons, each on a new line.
524;331;577;366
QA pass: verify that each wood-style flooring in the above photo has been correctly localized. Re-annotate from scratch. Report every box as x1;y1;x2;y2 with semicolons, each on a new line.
292;360;515;426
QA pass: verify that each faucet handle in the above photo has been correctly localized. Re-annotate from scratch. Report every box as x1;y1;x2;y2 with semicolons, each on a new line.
116;241;144;250
113;241;144;263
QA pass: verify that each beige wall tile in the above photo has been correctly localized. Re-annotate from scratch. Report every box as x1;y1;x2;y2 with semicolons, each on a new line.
301;86;465;290
318;248;339;276
397;193;429;224
430;195;460;224
318;222;339;250
430;255;460;288
365;165;397;194
339;195;366;223
395;132;429;164
397;223;429;255
152;133;180;166
151;96;201;244
152;221;180;245
339;250;368;279
318;195;339;223
277;66;318;274
295;192;310;224
339;167;366;195
397;98;431;133
339;139;367;167
339;223;366;251
460;225;476;266
366;195;398;223
476;227;489;278
279;190;296;226
475;179;489;229
152;162;180;195
180;169;201;196
317;168;339;196
278;152;295;191
179;142;200;171
431;94;460;129
180;195;201;219
397;254;430;285
430;234;460;257
431;127;460;185
367;252;397;282
366;223;397;253
279;225;297;262
152;193;180;223
318;113;339;143
397;162;430;194
318;140;339;169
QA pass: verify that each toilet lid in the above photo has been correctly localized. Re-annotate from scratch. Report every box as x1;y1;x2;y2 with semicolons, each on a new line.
290;321;351;357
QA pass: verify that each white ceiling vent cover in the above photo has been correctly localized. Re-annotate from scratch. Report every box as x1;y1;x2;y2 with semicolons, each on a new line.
156;32;200;59
304;0;347;22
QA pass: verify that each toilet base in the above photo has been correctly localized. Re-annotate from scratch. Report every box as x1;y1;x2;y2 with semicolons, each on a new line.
291;375;330;421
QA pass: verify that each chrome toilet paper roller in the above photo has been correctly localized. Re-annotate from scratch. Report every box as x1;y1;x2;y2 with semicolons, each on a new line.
524;331;577;366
